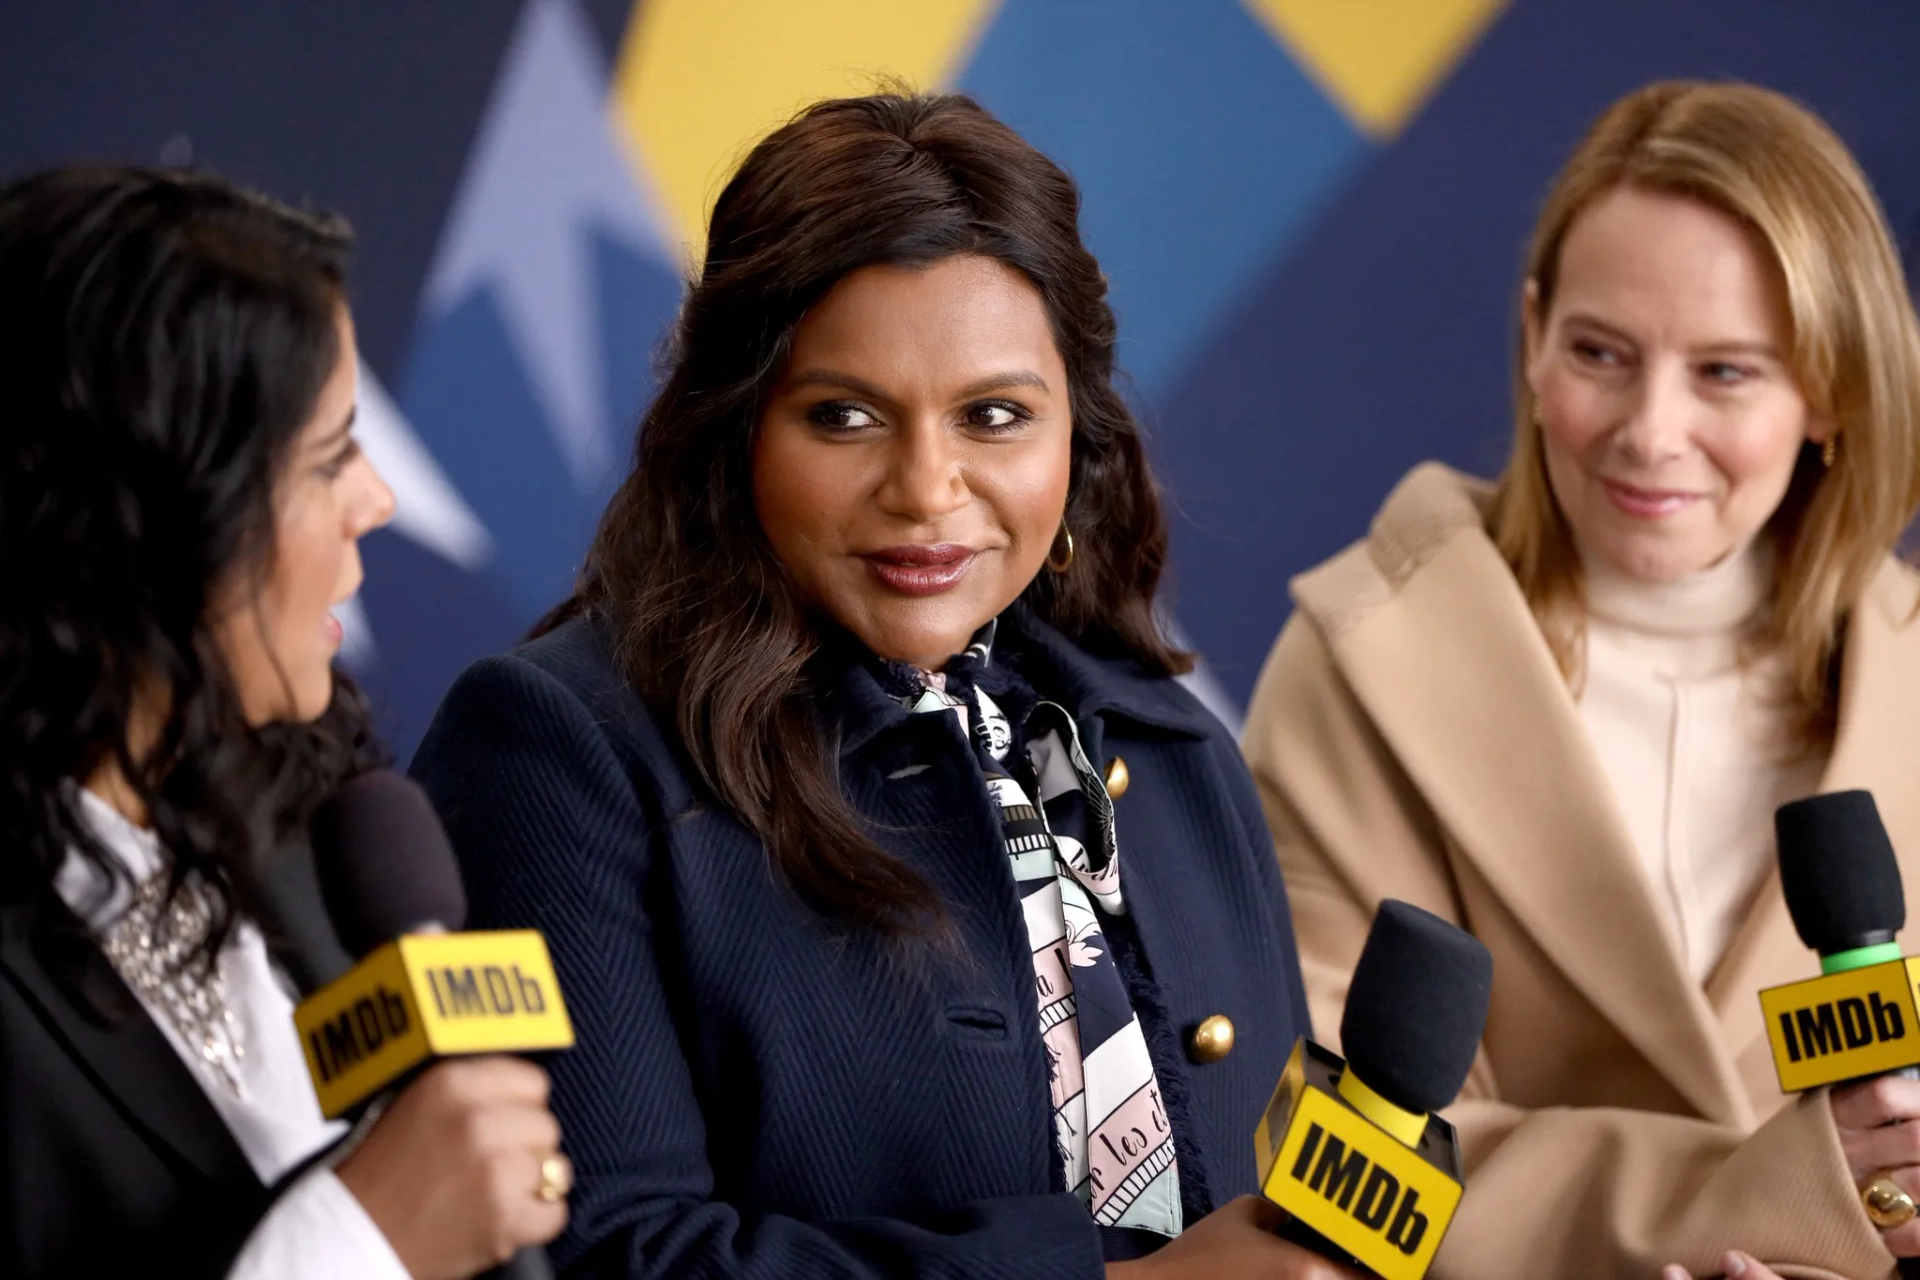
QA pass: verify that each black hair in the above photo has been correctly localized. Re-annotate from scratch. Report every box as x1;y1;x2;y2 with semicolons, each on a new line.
566;93;1187;935
0;165;380;964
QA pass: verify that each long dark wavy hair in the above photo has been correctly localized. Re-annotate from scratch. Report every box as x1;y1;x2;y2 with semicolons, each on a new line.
568;92;1188;935
0;166;380;964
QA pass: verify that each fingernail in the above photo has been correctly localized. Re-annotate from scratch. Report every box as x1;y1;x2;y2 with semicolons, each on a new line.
1663;1266;1690;1280
1723;1252;1749;1278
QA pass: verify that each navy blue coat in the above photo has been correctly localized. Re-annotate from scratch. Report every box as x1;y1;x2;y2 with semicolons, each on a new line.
410;609;1310;1278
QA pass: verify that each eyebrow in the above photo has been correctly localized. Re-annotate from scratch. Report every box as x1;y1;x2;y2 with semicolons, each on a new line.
1560;312;1782;359
312;404;358;452
1692;340;1783;360
784;368;1052;401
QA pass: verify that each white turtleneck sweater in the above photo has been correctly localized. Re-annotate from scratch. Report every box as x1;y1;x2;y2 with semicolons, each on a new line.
1577;542;1828;982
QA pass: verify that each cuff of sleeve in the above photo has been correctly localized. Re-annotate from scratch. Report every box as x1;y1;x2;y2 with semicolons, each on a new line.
227;1167;412;1280
1728;1089;1892;1277
1437;1092;1895;1279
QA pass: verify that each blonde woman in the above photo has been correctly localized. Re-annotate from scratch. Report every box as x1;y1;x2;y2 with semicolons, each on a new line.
1243;81;1920;1279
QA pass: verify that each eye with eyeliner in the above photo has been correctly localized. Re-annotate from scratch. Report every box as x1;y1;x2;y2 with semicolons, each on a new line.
316;436;361;480
963;398;1035;434
805;400;882;433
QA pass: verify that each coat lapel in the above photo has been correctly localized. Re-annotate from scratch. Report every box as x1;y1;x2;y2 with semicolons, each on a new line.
0;899;258;1187
1293;465;1747;1124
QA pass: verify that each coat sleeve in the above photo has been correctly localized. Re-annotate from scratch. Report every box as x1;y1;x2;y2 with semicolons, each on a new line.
1240;613;1894;1280
408;652;1106;1280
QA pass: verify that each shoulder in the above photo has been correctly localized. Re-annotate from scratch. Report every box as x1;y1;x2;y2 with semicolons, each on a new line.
1247;462;1542;780
1288;461;1504;642
1008;607;1233;748
410;614;694;825
1865;555;1920;630
1839;555;1920;710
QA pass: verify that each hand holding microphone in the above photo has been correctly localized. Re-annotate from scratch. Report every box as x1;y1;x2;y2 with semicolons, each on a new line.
1106;1194;1365;1279
1764;791;1920;1261
298;771;575;1279
1256;899;1493;1279
335;1057;566;1280
1100;892;1501;1280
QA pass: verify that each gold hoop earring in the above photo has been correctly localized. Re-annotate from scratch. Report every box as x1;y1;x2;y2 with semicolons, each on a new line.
1047;526;1074;573
1822;435;1838;468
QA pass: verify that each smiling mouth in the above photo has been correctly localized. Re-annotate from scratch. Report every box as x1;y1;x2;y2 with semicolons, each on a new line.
1601;479;1702;520
859;544;978;596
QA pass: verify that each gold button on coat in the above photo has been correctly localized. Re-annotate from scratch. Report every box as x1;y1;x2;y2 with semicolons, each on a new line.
1188;1015;1235;1063
1103;756;1130;799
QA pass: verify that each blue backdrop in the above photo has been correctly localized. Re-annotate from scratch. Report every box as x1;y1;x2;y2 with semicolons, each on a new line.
5;0;1917;756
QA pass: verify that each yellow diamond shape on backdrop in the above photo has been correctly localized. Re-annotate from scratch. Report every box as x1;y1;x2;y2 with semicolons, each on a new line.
1242;0;1509;138
612;0;1000;267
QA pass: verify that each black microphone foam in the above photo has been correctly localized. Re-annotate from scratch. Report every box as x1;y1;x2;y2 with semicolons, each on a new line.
310;770;467;959
1776;790;1904;956
1339;899;1493;1116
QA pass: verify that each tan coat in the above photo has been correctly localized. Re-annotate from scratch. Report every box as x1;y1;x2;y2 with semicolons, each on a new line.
1243;463;1920;1280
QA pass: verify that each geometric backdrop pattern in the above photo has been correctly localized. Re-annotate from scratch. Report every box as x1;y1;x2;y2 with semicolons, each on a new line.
3;0;1918;757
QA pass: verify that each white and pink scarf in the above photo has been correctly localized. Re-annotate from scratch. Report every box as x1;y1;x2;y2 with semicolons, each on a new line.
889;627;1182;1237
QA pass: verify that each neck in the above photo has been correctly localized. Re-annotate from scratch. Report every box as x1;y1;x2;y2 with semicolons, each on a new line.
1581;538;1772;637
82;692;167;830
83;761;150;830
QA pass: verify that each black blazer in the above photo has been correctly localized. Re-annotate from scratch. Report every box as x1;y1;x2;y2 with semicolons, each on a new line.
410;607;1312;1279
0;842;347;1276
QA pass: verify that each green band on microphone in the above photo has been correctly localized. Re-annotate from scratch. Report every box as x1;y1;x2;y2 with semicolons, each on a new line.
1821;941;1904;974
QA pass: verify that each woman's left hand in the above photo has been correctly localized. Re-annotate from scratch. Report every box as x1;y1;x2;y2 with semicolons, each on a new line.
1661;1250;1778;1279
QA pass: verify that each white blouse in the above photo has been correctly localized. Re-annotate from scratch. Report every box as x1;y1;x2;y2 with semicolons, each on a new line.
1577;542;1827;982
57;788;409;1280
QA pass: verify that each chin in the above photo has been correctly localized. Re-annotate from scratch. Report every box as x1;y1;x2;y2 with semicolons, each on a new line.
860;614;982;670
1593;536;1720;584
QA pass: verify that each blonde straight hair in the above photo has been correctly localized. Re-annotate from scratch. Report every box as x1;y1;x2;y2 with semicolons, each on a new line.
1490;81;1920;742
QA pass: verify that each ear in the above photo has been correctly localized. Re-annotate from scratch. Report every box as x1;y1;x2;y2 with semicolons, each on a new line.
1521;278;1546;398
1804;415;1837;446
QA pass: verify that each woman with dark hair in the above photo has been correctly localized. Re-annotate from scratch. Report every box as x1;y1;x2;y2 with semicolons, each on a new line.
0;166;569;1278
410;93;1347;1277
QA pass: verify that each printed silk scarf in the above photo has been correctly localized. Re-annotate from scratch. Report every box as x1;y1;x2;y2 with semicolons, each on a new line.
885;625;1181;1237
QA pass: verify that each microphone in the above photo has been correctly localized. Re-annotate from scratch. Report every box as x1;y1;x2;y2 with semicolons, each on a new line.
308;767;469;955
293;771;576;1117
294;771;575;1280
1762;791;1920;1091
1256;899;1492;1280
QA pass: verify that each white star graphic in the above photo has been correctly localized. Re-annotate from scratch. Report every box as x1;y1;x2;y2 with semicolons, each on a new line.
419;0;672;489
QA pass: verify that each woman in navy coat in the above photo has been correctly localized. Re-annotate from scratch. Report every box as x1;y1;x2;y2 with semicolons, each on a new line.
411;92;1345;1280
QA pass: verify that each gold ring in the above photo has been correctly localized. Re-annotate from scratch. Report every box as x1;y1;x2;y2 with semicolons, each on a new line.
1863;1175;1916;1229
537;1153;571;1204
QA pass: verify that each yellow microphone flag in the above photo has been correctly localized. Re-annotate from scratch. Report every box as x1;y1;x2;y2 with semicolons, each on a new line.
1256;1039;1463;1280
294;930;575;1118
1760;957;1920;1094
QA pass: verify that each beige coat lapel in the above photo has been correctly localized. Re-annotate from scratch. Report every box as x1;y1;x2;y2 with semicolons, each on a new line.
1292;464;1747;1125
1707;561;1920;1075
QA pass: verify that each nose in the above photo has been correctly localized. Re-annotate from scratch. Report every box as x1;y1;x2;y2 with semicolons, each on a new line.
875;419;968;523
352;455;397;537
1613;362;1693;465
